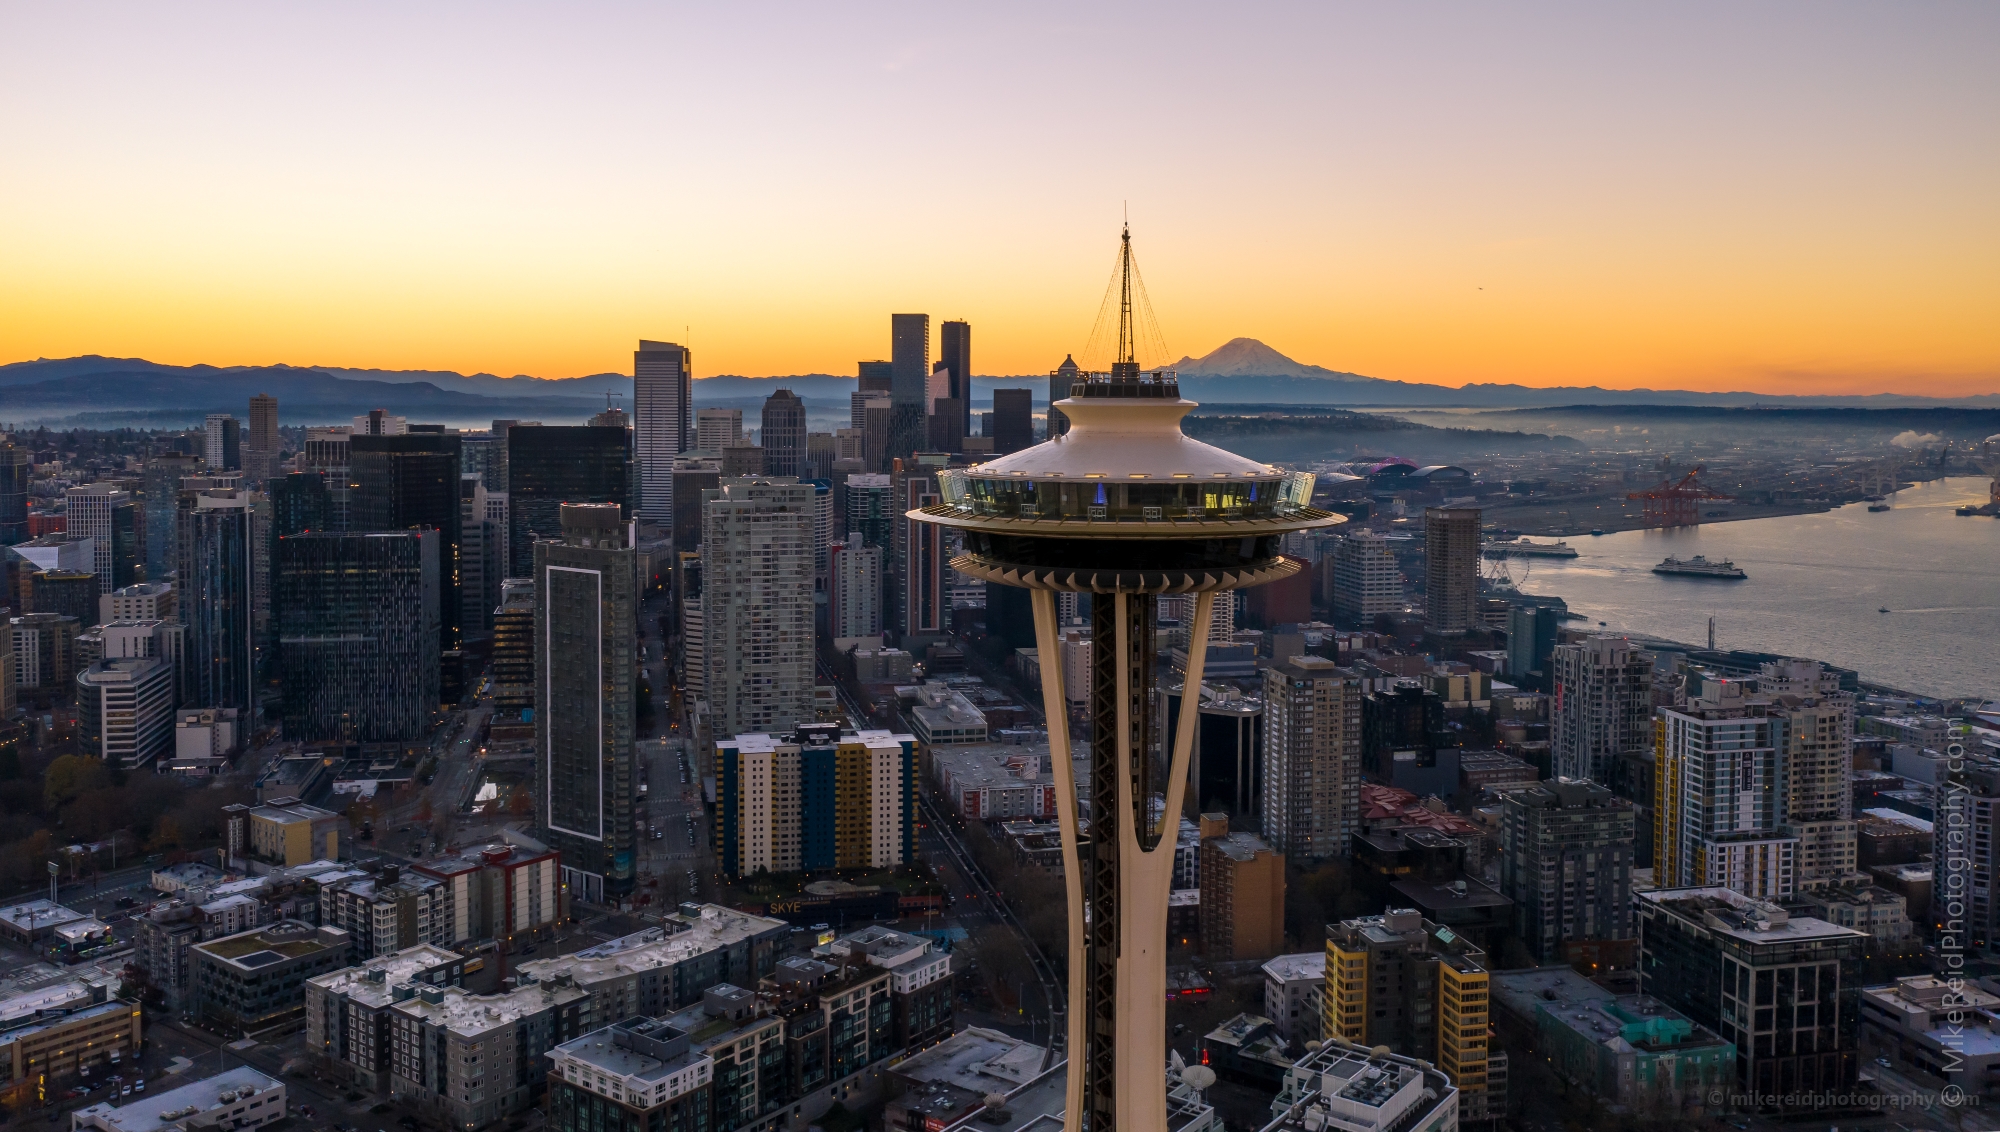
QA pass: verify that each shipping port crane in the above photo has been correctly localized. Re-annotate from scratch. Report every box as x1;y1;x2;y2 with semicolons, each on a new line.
1627;465;1733;528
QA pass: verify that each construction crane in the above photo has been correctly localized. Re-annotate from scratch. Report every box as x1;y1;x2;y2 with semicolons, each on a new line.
1627;464;1733;528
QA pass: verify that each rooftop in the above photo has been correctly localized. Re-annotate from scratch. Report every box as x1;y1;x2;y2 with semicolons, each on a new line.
1261;953;1326;984
392;977;589;1037
251;800;341;825
893;1026;1047;1092
70;1066;282;1132
1492;967;1727;1054
308;945;464;1008
1639;887;1869;945
516;905;788;988
0;900;87;934
194;921;348;967
549;1016;709;1088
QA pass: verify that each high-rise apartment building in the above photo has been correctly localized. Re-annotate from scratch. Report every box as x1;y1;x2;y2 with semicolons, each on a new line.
670;455;722;552
898;466;944;641
535;503;637;905
350;432;462;654
1196;814;1286;960
178;489;257;714
1499;779;1635;964
205;414;241;472
702;479;814;739
760;390;807;478
828;533;882;639
634;340;692;526
506;426;629;578
843;473;893;552
939;320;972;437
696;408;743;453
714;725;916;877
65;483;141;593
1324;908;1500;1123
142;453;204;577
275;532;441;741
1551;635;1653;781
1636;887;1864;1095
0;443;31;544
1047;355;1080;437
246;393;279;484
1505;603;1561;691
1330;529;1402;626
1936;757;2000;947
1422;507;1479;634
1654;677;1794;898
1261;656;1363;861
990;388;1033;454
1759;659;1857;887
889;314;929;464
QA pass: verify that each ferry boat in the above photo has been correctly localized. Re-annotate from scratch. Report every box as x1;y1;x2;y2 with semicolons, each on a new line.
1867;502;1891;512
1481;539;1579;559
1652;555;1747;579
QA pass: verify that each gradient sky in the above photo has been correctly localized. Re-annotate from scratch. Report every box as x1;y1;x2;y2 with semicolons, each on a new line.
3;3;1995;395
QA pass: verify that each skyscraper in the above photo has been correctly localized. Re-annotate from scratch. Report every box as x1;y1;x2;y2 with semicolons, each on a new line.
1499;779;1635;964
1763;659;1857;886
1505;603;1561;691
506;426;629;577
828;533;882;639
205;414;241;472
1047;355;1080;437
245;393;279;484
760;390;807;478
535;503;637;905
910;228;1339;1132
857;360;893;393
939;320;972;437
1262;656;1363;861
1330;529;1402;626
1423;507;1480;634
0;443;30;545
275;531;440;741
1550;635;1653;781
702;478;814;739
670;454;722;552
64;484;140;593
634;340;692;526
843;473;893;552
1653;676;1792;898
889;314;929;464
715;725;916;877
990;388;1032;454
269;471;332;539
350;432;462;654
178;489;257;714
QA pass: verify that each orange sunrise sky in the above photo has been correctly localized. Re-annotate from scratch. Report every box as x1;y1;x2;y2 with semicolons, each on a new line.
2;3;1996;396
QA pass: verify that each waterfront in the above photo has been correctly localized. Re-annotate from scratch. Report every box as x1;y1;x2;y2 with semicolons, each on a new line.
1513;476;2000;701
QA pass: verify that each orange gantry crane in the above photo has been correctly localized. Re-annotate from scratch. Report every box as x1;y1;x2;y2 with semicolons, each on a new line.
1627;464;1734;528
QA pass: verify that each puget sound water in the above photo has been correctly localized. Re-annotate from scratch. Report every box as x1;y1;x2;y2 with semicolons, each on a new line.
1512;476;2000;702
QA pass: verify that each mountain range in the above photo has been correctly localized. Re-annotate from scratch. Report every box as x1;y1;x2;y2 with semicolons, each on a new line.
0;343;1990;427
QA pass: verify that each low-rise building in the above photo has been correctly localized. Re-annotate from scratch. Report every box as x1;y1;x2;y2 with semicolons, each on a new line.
412;839;565;948
546;1016;717;1132
515;906;792;1027
151;862;225;895
1201;1013;1295;1090
0;978;138;1102
225;802;345;869
1261;953;1325;1048
1491;965;1733;1114
319;865;449;960
167;707;240;775
191;921;353;1033
0;900;88;946
931;744;1058;821
824;925;954;1051
1789;883;1913;944
305;944;468;1093
1259;1040;1458;1132
1861;976;2000;1098
70;1066;286;1132
388;974;592;1129
883;1027;1045;1132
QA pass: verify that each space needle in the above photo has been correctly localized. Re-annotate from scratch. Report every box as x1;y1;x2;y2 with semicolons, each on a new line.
910;227;1343;1132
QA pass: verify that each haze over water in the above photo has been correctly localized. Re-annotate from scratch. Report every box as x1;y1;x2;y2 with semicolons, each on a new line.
1514;477;2000;701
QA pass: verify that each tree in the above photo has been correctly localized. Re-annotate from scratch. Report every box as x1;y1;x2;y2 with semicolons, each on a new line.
43;755;109;811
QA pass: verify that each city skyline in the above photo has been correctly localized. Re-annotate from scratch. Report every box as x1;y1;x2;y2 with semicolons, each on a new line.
2;5;1995;397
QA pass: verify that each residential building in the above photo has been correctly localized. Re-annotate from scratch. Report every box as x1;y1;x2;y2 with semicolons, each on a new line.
671;454;723;551
823;925;955;1051
1423;507;1479;634
1763;660;1857;888
828;533;882;639
139;453;200;575
1261;656;1363;861
349;431;462;655
1261;952;1325;1048
491;578;534;714
930;744;1057;822
388;974;592;1128
1198;815;1285;960
320;866;451;960
535;503;638;905
1635;887;1866;1095
514;907;792;1025
635;341;694;525
275;531;441;741
714;727;917;878
64;483;140;594
11;612;78;699
1323;908;1500;1124
205;413;241;471
412;840;565;948
75;656;175;768
71;1066;286;1132
1491;966;1733;1114
506;425;629;576
191;921;355;1031
703;478;815;739
1655;677;1795;898
1551;635;1652;782
1498;779;1635;964
545;1015;717;1132
882;1027;1044;1132
305;944;468;1093
908;683;988;746
1260;1040;1459;1132
178;488;258;714
843;472;894;552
